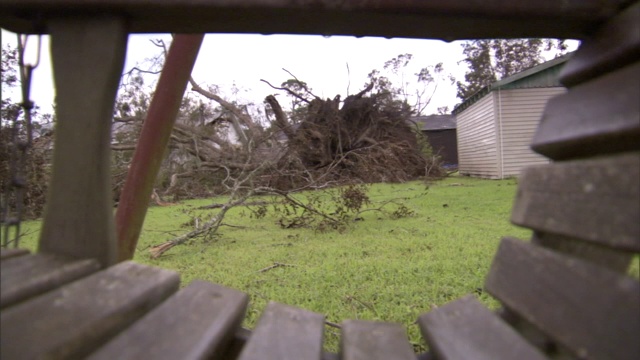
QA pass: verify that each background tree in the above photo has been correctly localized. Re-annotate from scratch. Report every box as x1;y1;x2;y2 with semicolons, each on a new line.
1;44;20;124
1;44;52;219
279;78;313;120
109;37;273;203
456;39;569;100
367;53;453;116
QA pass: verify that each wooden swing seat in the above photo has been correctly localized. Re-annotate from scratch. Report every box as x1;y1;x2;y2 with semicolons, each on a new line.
1;0;639;359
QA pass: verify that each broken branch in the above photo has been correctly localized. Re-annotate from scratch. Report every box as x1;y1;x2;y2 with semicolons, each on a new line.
258;262;296;273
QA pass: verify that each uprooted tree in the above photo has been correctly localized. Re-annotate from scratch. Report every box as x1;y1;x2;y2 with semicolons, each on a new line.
5;35;448;255
146;74;439;257
112;46;447;201
262;81;432;189
1;36;449;255
145;58;449;257
258;53;453;189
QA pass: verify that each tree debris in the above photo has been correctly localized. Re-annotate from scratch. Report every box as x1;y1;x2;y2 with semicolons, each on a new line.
258;262;296;273
264;82;435;190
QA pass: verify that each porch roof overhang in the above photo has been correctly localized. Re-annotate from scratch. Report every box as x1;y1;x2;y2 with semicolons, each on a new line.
0;0;627;40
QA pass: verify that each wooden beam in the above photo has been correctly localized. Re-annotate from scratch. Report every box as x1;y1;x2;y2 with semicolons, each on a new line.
0;0;626;39
39;18;127;267
116;34;203;262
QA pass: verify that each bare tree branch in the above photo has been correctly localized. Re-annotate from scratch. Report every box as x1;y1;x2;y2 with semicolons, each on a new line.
260;79;311;104
282;68;321;99
111;143;137;151
188;77;259;148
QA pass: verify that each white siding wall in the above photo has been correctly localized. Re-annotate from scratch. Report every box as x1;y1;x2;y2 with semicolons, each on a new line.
456;94;498;178
495;87;566;178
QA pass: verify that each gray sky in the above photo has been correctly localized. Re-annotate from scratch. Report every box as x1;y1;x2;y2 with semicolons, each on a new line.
2;31;577;117
2;31;468;116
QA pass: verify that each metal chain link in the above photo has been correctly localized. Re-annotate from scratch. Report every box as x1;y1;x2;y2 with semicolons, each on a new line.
1;34;40;248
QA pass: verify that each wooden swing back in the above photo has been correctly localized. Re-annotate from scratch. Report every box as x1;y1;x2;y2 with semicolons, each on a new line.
0;1;638;359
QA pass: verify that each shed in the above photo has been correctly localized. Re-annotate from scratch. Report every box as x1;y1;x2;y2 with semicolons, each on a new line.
453;54;571;179
411;115;458;166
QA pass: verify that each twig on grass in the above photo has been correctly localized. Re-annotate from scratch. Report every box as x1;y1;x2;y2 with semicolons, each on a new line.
218;223;250;229
258;262;296;273
345;295;378;315
325;320;341;329
197;200;273;210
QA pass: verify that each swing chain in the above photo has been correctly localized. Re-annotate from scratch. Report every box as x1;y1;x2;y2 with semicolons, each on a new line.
1;34;40;248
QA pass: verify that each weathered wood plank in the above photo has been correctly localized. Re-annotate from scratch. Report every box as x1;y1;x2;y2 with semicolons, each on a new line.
323;352;340;360
560;2;640;87
341;320;415;360
88;280;249;360
0;261;179;359
533;232;633;273
532;62;640;160
1;253;100;309
485;237;640;360
116;34;204;262
497;307;559;355
418;295;547;360
0;0;625;39
238;302;325;360
38;17;128;267
511;152;640;251
0;247;29;260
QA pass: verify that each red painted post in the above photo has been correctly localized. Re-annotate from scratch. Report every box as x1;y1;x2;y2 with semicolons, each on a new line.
116;34;204;261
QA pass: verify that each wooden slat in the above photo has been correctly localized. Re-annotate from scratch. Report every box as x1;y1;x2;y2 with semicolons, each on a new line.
497;307;558;355
238;302;325;360
341;320;415;360
0;0;625;39
0;261;179;359
485;237;640;360
560;2;640;87
532;62;640;160
1;253;100;309
88;280;249;360
0;248;29;260
38;17;128;267
533;232;632;273
323;353;340;360
511;152;640;251
418;295;547;360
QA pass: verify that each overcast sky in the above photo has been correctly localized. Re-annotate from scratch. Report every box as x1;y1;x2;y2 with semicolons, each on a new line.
2;30;577;118
2;30;471;117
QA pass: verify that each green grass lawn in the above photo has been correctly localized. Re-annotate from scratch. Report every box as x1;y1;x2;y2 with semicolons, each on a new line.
14;175;639;352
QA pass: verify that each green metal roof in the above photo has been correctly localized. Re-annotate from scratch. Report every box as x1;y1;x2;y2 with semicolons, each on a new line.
453;52;572;114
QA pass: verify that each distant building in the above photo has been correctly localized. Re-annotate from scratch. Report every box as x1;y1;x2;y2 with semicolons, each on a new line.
453;54;571;179
411;115;458;166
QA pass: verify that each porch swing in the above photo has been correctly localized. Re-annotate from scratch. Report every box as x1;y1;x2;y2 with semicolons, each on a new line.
0;1;638;359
